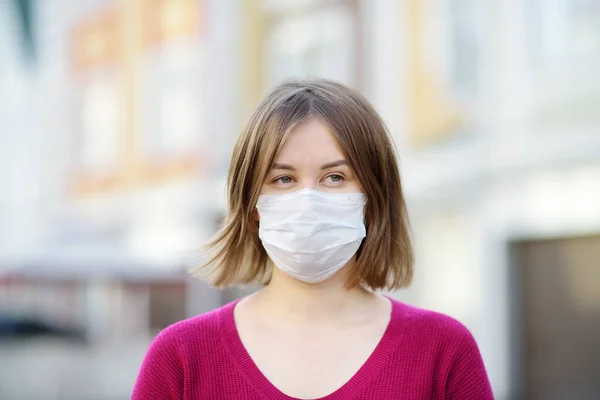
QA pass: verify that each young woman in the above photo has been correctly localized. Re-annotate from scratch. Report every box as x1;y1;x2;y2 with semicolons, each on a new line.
132;79;494;399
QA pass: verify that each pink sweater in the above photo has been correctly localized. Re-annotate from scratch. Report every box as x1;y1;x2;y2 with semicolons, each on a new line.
132;298;494;399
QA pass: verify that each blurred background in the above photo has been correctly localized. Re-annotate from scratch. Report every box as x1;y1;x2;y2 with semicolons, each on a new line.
0;0;599;399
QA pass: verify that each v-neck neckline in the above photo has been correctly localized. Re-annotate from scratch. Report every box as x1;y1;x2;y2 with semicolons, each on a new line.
218;296;406;400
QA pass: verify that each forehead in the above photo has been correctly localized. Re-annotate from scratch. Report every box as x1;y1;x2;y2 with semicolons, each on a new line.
275;118;345;163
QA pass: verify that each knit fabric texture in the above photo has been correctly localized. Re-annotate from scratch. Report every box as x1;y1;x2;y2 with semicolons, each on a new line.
132;298;494;399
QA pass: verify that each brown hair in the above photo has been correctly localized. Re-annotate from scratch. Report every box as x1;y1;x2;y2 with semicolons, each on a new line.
192;79;413;291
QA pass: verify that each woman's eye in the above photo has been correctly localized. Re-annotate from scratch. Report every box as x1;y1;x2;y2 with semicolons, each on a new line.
275;176;293;184
324;174;344;184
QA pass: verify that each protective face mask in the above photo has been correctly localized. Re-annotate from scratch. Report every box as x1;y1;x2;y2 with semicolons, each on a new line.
256;188;366;283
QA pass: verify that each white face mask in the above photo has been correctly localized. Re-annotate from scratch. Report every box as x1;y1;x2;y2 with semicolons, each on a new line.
256;188;366;283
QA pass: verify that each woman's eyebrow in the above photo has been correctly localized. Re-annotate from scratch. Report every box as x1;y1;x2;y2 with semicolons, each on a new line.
320;160;347;170
272;163;296;171
271;160;347;171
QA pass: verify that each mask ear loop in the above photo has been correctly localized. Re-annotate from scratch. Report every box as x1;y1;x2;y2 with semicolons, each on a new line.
355;199;368;261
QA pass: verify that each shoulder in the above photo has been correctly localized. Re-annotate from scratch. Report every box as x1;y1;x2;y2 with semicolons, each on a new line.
145;301;232;358
390;298;479;353
133;303;235;399
390;301;495;398
384;299;494;398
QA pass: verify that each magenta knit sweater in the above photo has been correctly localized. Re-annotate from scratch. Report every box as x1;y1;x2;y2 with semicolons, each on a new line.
132;298;494;399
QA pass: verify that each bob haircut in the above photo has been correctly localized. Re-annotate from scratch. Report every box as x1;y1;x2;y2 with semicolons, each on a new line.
193;79;413;291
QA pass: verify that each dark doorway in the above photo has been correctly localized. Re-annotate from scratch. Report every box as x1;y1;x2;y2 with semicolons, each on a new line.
511;235;600;400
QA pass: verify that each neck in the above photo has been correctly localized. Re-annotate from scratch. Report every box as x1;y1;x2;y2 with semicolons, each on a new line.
255;265;376;323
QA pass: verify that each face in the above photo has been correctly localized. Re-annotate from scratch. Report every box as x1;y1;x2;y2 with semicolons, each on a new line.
261;119;363;195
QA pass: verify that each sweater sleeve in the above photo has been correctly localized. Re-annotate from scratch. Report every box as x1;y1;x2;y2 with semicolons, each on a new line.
445;328;495;400
131;330;185;400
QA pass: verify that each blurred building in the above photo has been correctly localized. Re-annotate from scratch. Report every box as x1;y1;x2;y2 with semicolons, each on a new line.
0;0;599;399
